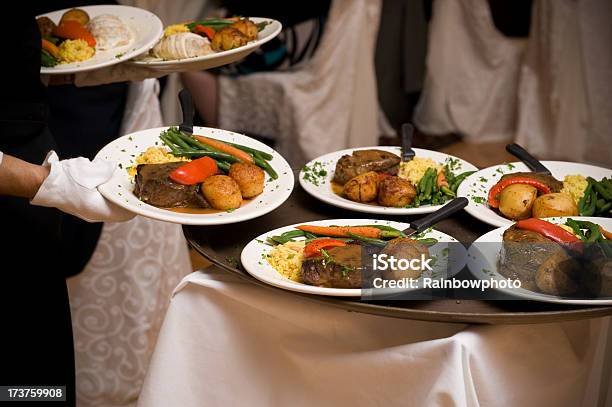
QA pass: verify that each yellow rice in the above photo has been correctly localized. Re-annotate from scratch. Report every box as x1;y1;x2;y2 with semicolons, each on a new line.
398;157;442;185
267;241;305;282
561;174;588;204
59;39;95;63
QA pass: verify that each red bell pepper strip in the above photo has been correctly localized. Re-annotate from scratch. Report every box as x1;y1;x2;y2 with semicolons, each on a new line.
303;239;346;258
515;218;581;245
193;24;216;40
488;177;552;208
169;157;218;185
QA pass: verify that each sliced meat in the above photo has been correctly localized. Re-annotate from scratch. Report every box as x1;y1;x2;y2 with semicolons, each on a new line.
333;149;401;185
300;244;363;288
500;172;563;193
134;163;210;208
380;238;429;280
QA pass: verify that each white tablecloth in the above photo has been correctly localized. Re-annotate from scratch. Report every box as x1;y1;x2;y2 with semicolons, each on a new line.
137;268;612;407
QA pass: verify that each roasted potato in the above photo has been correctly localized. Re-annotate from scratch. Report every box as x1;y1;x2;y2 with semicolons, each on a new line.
378;176;416;207
231;18;258;41
381;238;429;280
498;184;538;220
60;8;90;26
532;193;578;218
343;171;379;203
535;251;580;296
229;162;265;198
202;175;242;210
37;16;57;37
211;27;248;51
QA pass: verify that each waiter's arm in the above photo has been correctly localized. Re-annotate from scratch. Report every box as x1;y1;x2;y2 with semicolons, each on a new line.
0;152;49;198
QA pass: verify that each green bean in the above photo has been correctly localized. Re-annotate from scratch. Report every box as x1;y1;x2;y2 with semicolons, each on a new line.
346;232;387;247
216;161;231;172
565;219;587;241
592;178;612;201
166;131;193;150
575;220;602;243
578;184;593;214
254;153;278;179
159;134;182;155
441;186;456;197
598;202;612;215
450;170;476;192
583;189;598;216
362;225;406;237
281;230;306;239
175;131;221;153
174;149;240;163
415;238;438;246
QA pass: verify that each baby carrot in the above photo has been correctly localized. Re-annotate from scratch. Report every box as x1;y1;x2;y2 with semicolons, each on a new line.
295;225;390;239
193;135;254;163
41;39;60;59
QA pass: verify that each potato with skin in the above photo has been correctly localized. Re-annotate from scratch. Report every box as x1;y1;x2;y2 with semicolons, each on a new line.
202;175;242;210
498;184;538;220
60;8;90;26
378;176;416;207
532;193;578;218
343;171;379;203
229;162;265;198
231;19;258;41
211;27;248;51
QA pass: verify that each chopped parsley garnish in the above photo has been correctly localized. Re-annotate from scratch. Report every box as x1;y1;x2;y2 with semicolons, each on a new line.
302;161;328;186
479;177;487;183
471;196;486;204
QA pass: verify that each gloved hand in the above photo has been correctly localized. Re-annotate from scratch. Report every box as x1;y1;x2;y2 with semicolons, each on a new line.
31;151;135;223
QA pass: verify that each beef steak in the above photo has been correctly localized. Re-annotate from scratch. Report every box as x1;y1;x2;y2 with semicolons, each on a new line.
134;163;209;208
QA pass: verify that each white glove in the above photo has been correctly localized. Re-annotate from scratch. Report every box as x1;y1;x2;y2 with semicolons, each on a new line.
31;151;135;223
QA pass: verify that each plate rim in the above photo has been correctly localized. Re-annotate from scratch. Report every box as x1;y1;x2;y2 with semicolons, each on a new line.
128;17;282;68
467;216;612;305
95;126;294;225
39;4;164;75
298;146;479;215
240;218;463;297
458;160;612;228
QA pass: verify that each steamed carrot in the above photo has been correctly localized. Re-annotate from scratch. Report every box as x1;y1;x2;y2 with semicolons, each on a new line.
193;135;254;163
41;39;60;59
436;171;448;188
295;225;385;239
601;226;612;240
53;21;96;47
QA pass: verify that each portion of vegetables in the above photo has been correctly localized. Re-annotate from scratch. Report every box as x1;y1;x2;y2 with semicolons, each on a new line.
295;225;402;239
53;20;96;47
303;239;347;258
488;177;551;209
159;127;277;179
169;156;217;185
579;177;612;217
516;218;581;245
409;166;474;208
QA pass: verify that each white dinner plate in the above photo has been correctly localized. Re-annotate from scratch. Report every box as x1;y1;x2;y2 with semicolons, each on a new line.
39;5;163;75
241;219;465;297
95;126;293;225
299;147;478;215
467;216;612;305
128;17;282;72
457;161;612;228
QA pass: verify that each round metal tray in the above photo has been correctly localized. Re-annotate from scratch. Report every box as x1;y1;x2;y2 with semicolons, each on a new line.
184;172;612;324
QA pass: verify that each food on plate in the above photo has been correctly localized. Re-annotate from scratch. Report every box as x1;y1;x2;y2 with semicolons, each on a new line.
343;171;380;203
531;193;578;218
146;17;270;61
38;8;132;67
37;17;57;37
488;171;612;220
328;149;473;208
499;218;612;297
497;184;537;220
60;8;90;26
87;14;133;50
129;127;274;213
202;175;242;210
58;39;95;63
228;162;265;198
378;176;416;207
151;32;212;60
211;27;248;51
134;162;210;208
265;224;438;289
333;150;400;185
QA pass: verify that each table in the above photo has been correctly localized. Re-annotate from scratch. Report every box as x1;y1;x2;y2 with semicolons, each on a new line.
184;172;612;325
